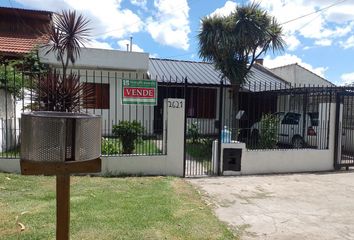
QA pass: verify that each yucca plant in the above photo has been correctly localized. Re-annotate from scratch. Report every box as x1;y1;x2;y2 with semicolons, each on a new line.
35;71;95;112
35;10;91;112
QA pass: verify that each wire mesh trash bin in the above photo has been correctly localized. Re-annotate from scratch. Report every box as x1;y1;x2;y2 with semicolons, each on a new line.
21;111;101;163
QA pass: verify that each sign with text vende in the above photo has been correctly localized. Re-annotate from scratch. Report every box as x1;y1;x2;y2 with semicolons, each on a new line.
122;79;157;105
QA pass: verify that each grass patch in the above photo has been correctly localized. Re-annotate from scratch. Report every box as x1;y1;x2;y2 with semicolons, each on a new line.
102;138;162;155
186;140;213;161
0;139;162;157
0;173;235;240
0;147;20;158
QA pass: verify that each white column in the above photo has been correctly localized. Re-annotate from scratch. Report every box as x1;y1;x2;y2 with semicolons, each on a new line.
163;98;185;176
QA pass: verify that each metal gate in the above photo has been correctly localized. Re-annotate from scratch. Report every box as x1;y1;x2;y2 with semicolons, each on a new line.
156;81;220;177
182;83;220;177
335;92;354;169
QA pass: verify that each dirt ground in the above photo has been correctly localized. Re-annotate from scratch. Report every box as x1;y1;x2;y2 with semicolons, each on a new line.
189;171;354;240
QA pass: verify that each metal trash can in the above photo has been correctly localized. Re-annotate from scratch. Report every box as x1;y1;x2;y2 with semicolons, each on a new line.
21;111;101;162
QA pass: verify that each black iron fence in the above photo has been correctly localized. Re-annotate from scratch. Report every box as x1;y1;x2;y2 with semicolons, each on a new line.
157;78;339;176
1;64;349;166
224;83;335;151
0;66;166;158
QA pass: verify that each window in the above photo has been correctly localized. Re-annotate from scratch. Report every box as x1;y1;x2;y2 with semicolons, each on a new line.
281;112;301;125
187;88;217;119
83;83;109;109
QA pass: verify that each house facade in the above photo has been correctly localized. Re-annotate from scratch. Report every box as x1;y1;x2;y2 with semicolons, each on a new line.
269;63;334;87
38;47;152;135
39;48;289;136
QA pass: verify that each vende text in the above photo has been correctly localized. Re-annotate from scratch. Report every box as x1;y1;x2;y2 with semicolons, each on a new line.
123;88;155;98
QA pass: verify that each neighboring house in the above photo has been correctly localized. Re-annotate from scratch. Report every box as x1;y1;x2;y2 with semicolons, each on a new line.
0;6;52;152
267;63;335;113
0;6;52;59
269;63;335;87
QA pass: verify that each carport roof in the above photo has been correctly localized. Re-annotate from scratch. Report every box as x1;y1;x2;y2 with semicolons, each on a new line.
148;58;289;92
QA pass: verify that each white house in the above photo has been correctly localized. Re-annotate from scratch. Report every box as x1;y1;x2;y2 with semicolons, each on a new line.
269;63;335;87
38;48;289;136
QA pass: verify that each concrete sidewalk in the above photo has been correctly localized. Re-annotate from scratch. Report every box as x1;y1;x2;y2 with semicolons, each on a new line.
189;172;354;240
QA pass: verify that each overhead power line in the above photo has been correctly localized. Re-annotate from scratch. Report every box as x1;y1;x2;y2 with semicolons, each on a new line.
280;0;348;25
162;0;349;60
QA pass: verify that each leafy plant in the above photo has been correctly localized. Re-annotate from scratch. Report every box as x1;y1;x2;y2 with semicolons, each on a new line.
186;138;213;163
0;63;23;98
188;122;200;143
34;10;91;112
112;121;145;154
0;51;45;98
259;114;279;149
101;138;119;155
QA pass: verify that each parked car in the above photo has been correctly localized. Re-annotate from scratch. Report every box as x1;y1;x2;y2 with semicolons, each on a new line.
250;111;319;148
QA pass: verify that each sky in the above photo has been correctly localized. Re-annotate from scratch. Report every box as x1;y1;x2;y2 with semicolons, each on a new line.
1;0;354;85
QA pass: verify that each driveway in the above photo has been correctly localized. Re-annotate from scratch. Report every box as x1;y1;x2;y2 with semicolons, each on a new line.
189;172;354;240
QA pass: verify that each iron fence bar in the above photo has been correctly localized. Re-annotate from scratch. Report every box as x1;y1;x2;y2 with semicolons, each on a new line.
217;79;224;176
183;77;187;177
334;92;341;169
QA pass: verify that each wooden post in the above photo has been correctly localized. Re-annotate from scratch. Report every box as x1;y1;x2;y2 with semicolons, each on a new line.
20;158;101;239
56;174;70;240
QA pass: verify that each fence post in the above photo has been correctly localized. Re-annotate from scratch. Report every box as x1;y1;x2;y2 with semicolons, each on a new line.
217;80;224;176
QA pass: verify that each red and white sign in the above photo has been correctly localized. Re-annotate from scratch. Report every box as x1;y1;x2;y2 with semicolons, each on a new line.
121;79;157;105
123;88;155;99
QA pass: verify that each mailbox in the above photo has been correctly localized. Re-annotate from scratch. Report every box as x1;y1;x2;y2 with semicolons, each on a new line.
223;148;242;171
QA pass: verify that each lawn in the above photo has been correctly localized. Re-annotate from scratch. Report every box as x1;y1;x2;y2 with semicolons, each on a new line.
101;138;162;155
0;173;235;240
0;147;20;158
1;139;162;158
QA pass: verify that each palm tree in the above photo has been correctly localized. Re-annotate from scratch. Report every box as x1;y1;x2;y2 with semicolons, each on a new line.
35;10;94;112
198;2;285;138
45;10;91;77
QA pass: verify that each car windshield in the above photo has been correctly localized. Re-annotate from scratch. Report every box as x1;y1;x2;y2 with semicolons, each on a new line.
273;112;285;120
308;112;319;126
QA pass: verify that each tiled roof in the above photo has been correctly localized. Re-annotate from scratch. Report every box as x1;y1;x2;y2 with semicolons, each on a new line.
0;6;52;18
0;33;49;55
148;58;289;92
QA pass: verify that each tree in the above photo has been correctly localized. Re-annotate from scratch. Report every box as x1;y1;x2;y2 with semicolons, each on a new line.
0;50;45;99
198;2;285;138
36;10;94;112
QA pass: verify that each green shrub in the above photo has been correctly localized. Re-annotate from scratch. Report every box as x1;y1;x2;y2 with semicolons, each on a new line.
188;122;200;143
259;114;279;149
101;138;119;155
112;121;145;154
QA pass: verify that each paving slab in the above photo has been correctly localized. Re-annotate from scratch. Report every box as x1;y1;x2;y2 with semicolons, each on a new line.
189;172;354;240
